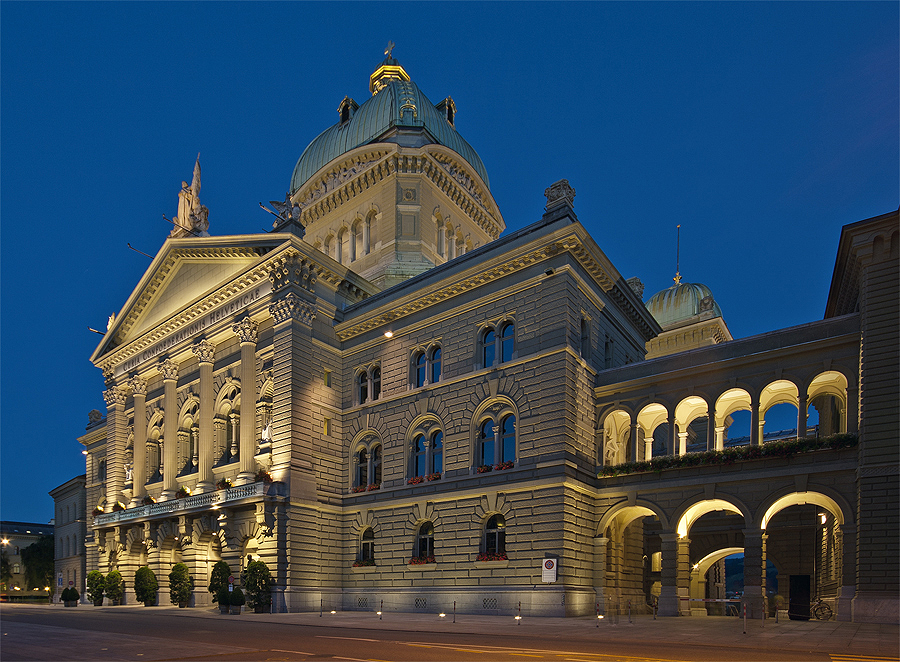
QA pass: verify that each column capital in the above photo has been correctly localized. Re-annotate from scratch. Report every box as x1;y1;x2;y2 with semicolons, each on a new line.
192;339;216;364
129;375;148;397
158;358;179;381
233;316;259;344
103;385;128;408
269;292;316;326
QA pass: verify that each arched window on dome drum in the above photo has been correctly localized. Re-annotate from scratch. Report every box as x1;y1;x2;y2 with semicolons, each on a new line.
485;514;506;555
339;229;350;265
360;528;374;562
430;430;443;473
324;236;333;260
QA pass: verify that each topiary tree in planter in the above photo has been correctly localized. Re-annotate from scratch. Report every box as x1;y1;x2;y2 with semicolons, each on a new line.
134;566;158;606
86;570;106;606
208;560;231;603
242;560;273;613
62;586;80;606
169;562;194;608
229;586;245;614
216;585;231;614
105;570;124;605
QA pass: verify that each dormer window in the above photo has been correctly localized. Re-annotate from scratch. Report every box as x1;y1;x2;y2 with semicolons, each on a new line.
436;97;456;127
338;96;359;126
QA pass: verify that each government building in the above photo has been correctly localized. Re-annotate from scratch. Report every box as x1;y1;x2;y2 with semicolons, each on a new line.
75;54;898;622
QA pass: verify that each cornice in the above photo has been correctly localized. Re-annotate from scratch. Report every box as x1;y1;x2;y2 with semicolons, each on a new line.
335;231;615;342
292;144;504;240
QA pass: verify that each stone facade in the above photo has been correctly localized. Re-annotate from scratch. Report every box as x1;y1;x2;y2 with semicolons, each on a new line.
74;59;898;623
49;476;87;602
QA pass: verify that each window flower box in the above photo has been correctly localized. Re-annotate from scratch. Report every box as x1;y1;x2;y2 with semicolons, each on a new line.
494;461;514;471
175;487;190;499
408;555;436;565
255;469;273;484
92;507;104;517
426;472;442;482
352;559;375;567
476;465;493;474
141;495;156;506
351;485;366;493
366;483;380;491
215;478;232;490
407;476;424;485
476;552;508;562
112;501;126;512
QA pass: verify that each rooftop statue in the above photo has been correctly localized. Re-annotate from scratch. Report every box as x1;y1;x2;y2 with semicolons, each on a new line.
170;154;210;238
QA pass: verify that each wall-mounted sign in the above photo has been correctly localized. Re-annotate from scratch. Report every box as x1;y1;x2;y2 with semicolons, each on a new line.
542;558;558;583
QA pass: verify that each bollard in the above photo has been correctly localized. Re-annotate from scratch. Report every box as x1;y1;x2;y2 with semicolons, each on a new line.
596;602;600;628
453;600;456;623
775;607;779;624
743;603;747;634
380;599;383;620
517;601;522;624
628;599;632;624
319;598;323;617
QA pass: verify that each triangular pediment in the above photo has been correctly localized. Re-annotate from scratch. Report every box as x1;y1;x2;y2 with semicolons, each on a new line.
92;235;287;361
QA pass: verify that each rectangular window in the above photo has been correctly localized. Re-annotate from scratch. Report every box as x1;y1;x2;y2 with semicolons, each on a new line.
324;369;332;387
323;418;331;436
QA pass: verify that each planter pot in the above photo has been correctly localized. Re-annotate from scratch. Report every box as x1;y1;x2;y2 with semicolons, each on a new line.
230;605;241;614
219;604;230;614
112;600;120;606
143;600;155;607
93;599;104;607
178;602;187;608
64;601;77;607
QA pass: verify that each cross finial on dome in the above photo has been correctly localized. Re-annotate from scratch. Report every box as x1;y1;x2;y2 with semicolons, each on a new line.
673;224;682;285
385;41;395;58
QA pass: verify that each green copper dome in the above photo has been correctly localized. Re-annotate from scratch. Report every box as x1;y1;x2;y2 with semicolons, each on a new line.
646;282;724;329
290;59;490;195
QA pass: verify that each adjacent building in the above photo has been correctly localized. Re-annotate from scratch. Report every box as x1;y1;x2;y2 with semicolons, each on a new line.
76;56;898;622
1;521;55;600
49;475;87;603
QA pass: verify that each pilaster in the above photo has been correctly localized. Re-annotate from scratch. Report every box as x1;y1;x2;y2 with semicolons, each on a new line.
103;384;129;506
159;358;179;497
193;340;216;491
129;376;148;504
233;318;259;484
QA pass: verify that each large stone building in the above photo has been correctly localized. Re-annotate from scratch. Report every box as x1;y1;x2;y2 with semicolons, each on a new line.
78;55;898;622
49;476;87;603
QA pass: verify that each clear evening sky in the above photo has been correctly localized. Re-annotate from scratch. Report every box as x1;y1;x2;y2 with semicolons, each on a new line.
2;2;897;524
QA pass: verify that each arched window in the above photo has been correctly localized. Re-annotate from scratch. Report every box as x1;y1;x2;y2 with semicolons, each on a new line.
429;347;441;384
360;528;375;562
324;236;333;259
481;329;496;369
430;431;443;474
351;220;362;261
412;434;427;477
500;415;516;463
371;367;381;400
414;352;427;388
485;514;506;556
371;445;382;485
339;228;350;265
437;220;445;257
446;226;455;259
479;419;495;467
356;448;368;487
416;522;435;560
365;211;376;253
358;371;369;405
500;322;515;363
580;318;590;358
98;459;107;482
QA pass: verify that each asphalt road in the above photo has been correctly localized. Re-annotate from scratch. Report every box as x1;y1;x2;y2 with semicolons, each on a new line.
0;606;848;662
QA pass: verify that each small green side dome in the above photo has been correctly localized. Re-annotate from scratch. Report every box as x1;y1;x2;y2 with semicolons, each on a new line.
290;62;489;195
646;282;723;329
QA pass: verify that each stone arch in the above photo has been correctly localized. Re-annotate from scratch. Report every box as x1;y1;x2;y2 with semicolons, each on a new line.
597;498;669;535
689;547;744;601
600;409;631;466
635;401;672;459
352;509;379;536
675;395;711;455
760;379;799;413
405;413;445;480
757;487;854;530
673;495;752;538
349;429;383;490
806;370;849;435
473;491;512;524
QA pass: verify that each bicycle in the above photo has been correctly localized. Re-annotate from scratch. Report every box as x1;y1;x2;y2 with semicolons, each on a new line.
811;598;833;620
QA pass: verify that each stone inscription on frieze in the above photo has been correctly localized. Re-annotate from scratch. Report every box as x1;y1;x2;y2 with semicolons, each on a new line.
118;282;270;376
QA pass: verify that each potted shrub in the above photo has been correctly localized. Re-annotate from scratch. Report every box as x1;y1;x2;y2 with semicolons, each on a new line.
134;566;158;606
86;570;106;606
208;560;231;605
229;586;245;614
168;562;193;608
216;585;231;614
105;570;124;605
215;477;232;490
62;587;80;607
175;486;190;499
242;560;273;613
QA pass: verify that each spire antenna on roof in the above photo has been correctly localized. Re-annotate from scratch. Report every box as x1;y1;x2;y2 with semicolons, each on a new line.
674;224;682;285
385;41;395;59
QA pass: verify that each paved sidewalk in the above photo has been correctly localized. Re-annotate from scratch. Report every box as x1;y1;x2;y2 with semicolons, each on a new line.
121;604;899;659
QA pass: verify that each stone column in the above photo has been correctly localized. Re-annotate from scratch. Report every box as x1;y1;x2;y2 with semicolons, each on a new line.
159;358;179;497
643;426;652;460
593;536;609;613
741;529;766;619
492;424;501;465
233;317;259;483
657;533;680;616
750;397;761;446
677;430;688;456
845;384;858;435
102;383;128;507
130;376;148;505
193;340;216;492
667;414;676;456
797;393;808;438
630;421;641;462
714;425;726;451
835;524;856;621
676;536;691;615
706;412;716;451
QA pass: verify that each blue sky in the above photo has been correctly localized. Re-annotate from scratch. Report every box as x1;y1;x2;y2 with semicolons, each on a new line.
2;2;897;524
